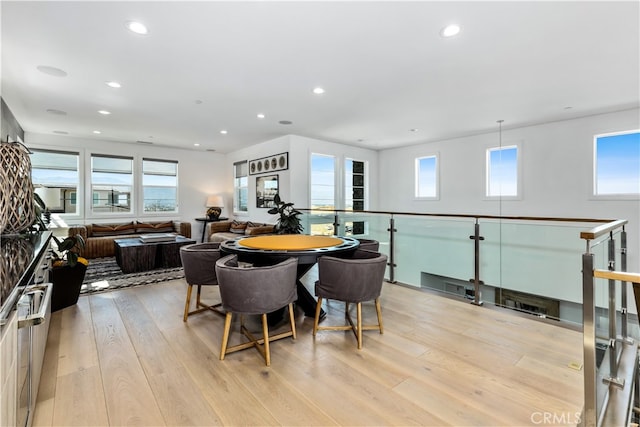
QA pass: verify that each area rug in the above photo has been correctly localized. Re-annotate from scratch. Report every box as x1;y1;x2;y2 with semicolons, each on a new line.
80;257;184;295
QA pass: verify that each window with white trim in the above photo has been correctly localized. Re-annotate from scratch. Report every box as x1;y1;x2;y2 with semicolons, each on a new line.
91;154;133;214
30;149;79;214
486;145;518;197
415;155;438;198
310;153;336;235
142;158;178;212
594;130;640;196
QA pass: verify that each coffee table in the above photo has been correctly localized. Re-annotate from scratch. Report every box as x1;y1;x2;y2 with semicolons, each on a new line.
114;235;196;273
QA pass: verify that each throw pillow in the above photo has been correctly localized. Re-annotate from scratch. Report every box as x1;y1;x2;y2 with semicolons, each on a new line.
229;220;247;234
245;224;275;235
136;221;175;234
91;222;135;237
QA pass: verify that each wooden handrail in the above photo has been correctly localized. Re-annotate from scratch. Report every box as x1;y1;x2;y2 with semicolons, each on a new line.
579;219;628;240
593;269;640;284
298;207;614;224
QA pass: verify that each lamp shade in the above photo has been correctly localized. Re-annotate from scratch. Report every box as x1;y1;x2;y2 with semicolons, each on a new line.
206;195;224;207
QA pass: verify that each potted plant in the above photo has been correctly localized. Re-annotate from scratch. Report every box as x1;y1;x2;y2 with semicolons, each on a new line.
49;229;88;312
268;194;303;234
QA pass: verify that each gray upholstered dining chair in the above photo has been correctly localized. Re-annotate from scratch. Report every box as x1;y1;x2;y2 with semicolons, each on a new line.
313;249;388;349
179;242;224;322
215;254;298;366
356;238;379;252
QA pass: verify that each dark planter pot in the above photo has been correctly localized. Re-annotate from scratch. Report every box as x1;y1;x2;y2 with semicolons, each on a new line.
50;263;87;312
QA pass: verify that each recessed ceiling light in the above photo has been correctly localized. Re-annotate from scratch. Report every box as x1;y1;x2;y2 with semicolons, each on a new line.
313;87;325;95
220;130;228;134
93;130;101;134
194;143;200;147
257;113;265;119
126;21;148;35
36;65;67;77
440;24;461;38
46;109;67;115
105;81;121;88
97;110;111;115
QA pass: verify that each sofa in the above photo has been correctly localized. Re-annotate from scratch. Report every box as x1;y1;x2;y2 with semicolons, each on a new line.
206;220;275;243
67;220;191;259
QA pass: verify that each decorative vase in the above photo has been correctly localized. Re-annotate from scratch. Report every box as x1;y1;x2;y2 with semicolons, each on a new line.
0;141;35;234
50;263;87;312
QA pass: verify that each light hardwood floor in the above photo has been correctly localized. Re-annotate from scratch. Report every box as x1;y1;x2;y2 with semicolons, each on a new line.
33;271;584;426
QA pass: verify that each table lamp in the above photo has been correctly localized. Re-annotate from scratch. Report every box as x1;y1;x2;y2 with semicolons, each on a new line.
206;195;224;220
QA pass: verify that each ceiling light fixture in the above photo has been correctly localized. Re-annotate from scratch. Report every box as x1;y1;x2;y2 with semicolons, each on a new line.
220;130;228;134
126;21;148;35
105;81;121;88
36;65;67;77
257;113;265;119
93;130;101;134
313;87;325;95
194;143;200;147
440;24;461;38
97;110;111;115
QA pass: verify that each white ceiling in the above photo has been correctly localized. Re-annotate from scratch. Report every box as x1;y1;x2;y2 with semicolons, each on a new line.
2;1;639;154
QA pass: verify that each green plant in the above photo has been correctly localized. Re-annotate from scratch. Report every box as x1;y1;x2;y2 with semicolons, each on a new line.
52;234;86;268
267;194;303;234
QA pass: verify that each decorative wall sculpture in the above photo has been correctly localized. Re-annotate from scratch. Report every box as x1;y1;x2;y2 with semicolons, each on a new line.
0;141;35;234
249;152;288;175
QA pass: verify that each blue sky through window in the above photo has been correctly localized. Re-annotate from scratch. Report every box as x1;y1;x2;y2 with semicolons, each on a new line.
416;156;437;198
487;146;518;197
595;131;640;195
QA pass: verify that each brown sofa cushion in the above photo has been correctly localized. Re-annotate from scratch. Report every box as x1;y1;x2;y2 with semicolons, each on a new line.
245;222;275;236
136;221;175;233
91;222;135;237
229;220;247;234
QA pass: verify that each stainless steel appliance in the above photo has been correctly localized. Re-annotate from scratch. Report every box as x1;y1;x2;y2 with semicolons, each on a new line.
0;232;52;427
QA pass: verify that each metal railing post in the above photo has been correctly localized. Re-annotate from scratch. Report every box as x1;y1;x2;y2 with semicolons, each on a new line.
582;252;597;427
620;228;631;342
333;212;339;236
468;218;484;306
387;216;396;283
604;233;625;388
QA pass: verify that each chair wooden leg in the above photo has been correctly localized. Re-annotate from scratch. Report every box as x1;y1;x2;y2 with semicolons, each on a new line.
220;312;233;360
196;285;202;307
313;297;323;336
261;313;271;366
288;303;297;339
183;285;194;322
375;298;384;334
356;302;362;349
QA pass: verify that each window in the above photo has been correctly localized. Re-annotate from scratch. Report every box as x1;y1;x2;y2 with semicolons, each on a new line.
142;158;178;212
30;149;79;214
415;155;438;198
486;146;518;197
594;130;640;196
234;161;248;212
91;154;133;214
310;154;336;235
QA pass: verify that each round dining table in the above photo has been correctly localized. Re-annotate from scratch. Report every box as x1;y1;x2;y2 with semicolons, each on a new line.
220;234;360;321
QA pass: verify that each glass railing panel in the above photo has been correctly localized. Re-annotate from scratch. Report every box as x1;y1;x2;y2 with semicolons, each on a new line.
481;220;588;325
393;216;476;291
302;211;335;235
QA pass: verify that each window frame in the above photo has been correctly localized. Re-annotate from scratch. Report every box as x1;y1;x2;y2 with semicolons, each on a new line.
414;154;439;200
592;129;640;200
89;153;134;217
141;158;179;214
485;144;521;200
233;161;249;215
30;148;81;218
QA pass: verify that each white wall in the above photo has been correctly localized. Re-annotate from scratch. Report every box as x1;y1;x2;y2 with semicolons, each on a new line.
378;107;640;275
225;134;380;225
25;133;226;236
